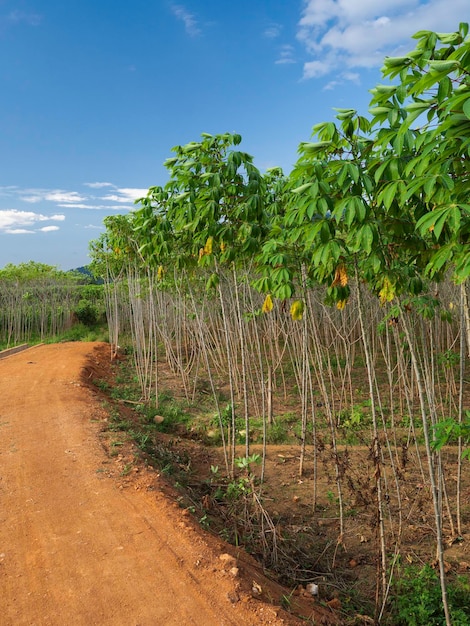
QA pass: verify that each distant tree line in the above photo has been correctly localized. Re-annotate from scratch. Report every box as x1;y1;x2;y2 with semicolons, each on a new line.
0;261;104;348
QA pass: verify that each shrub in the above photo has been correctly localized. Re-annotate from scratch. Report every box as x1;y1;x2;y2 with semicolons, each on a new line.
388;564;470;625
74;299;99;326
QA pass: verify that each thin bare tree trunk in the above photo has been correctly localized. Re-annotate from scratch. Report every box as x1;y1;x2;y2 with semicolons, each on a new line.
354;271;387;610
457;283;466;535
398;301;451;626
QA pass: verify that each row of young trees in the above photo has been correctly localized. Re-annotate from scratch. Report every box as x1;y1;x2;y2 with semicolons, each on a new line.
0;262;103;347
90;25;470;623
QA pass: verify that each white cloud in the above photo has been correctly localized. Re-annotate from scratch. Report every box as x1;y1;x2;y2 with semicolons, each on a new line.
297;0;470;80
83;182;114;188
275;44;296;65
45;191;86;203
303;58;334;79
39;226;60;232
5;229;34;235
103;188;148;203
323;80;339;90
20;194;42;204
171;5;201;37
58;203;131;210
343;72;360;83
0;210;65;234
324;70;360;90
0;184;150;218
265;23;282;39
20;189;86;204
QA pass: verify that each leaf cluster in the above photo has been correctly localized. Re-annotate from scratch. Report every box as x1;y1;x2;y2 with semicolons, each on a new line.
89;24;470;311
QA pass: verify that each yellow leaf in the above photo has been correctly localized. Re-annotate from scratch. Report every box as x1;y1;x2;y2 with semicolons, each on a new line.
379;277;395;305
157;265;164;281
332;263;348;287
336;299;347;310
198;248;204;261
262;294;273;313
220;241;226;252
204;236;213;255
290;300;304;321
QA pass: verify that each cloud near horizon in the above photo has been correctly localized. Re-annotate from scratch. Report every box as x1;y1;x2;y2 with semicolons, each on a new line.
0;182;149;235
0;210;65;235
297;0;470;80
0;184;148;213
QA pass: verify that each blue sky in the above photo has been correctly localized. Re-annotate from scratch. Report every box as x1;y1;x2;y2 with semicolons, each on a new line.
1;0;469;270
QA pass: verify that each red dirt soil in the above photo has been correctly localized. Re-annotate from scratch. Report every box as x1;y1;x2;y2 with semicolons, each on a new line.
0;342;341;626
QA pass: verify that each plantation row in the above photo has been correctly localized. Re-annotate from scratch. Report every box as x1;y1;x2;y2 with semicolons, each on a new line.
86;25;470;624
0;262;104;348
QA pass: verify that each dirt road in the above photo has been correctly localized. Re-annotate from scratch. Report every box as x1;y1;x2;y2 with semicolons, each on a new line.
0;342;308;626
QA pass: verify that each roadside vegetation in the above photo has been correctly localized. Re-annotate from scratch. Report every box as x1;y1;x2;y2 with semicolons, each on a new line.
86;24;470;625
91;341;469;625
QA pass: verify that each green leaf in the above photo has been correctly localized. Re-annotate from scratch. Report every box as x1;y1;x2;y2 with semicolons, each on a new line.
454;254;470;284
400;106;430;132
383;56;411;68
333;108;356;119
300;141;333;154
370;84;397;96
426;243;456;277
380;181;399;210
423;176;437;199
436;32;462;45
347;162;360;183
368;106;393;116
348;224;374;254
432;211;449;241
360;224;374;254
206;272;220;291
374;160;390;184
437;76;452;102
428;60;460;74
337;164;350;190
292;182;315;194
416;206;461;241
404;101;431;112
463;98;470;120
